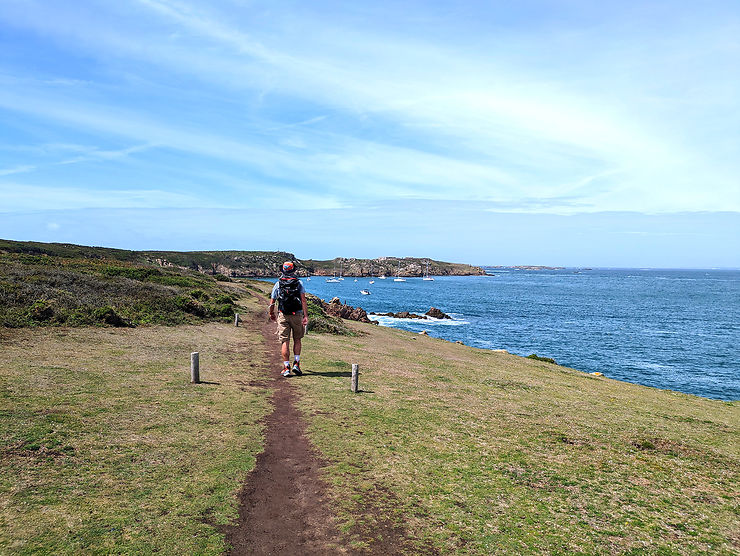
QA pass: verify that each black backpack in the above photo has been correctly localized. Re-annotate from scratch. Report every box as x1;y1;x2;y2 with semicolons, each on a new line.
277;276;302;313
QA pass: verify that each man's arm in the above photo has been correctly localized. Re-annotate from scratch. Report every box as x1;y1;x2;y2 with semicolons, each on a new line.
268;283;278;321
300;292;308;325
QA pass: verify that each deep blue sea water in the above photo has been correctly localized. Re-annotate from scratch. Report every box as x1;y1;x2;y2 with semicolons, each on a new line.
272;269;740;401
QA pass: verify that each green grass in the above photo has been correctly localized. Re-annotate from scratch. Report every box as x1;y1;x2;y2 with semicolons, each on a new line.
0;297;271;554
0;253;244;327
293;322;740;554
3;274;737;554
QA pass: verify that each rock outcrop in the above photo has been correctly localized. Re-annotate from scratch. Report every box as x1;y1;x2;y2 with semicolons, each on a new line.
320;297;375;324
373;307;452;320
373;311;426;319
425;307;451;319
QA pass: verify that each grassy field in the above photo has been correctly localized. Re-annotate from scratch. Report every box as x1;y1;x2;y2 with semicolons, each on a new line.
3;277;738;554
0;290;271;554
295;327;739;553
251;271;737;555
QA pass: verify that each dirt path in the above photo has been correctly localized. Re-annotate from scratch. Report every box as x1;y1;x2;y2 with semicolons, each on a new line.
223;306;345;555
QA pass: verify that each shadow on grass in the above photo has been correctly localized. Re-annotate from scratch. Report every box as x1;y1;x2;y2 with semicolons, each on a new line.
301;369;352;378
196;381;221;385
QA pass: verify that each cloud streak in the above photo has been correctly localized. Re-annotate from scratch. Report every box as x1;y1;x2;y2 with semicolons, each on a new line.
0;0;738;224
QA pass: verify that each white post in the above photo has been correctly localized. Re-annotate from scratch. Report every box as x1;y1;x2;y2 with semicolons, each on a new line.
191;352;200;383
234;313;240;327
351;364;359;393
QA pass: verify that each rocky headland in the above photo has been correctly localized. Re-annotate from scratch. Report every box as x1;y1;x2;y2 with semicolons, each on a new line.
304;257;485;277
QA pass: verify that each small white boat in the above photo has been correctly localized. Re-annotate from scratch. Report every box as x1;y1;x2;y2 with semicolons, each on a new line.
394;261;406;282
423;261;435;281
360;289;371;295
327;261;339;282
369;280;375;284
379;275;386;279
354;279;358;282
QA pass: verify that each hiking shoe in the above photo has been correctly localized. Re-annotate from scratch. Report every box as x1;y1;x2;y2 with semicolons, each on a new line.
281;367;291;377
292;361;302;376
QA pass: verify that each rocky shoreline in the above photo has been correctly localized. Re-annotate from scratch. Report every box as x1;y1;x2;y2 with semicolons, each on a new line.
312;295;453;325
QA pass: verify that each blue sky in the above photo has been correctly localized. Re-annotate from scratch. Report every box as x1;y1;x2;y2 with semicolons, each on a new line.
1;0;738;267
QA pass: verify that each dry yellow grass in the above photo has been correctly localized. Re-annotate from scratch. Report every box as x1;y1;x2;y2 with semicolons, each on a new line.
2;279;738;554
292;319;739;554
0;305;270;554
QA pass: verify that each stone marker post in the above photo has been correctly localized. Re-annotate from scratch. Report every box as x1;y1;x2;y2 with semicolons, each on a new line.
234;313;240;327
351;364;359;393
191;352;200;384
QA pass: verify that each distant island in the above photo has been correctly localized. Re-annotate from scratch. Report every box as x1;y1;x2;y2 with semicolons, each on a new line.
0;239;485;278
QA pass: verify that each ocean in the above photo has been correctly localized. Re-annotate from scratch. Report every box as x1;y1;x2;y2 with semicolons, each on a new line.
274;269;740;401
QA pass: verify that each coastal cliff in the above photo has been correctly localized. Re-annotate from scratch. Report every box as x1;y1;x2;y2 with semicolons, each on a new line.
0;240;485;278
302;257;486;277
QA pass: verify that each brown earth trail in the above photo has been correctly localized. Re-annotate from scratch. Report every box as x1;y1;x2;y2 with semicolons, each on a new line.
223;291;428;555
222;307;345;555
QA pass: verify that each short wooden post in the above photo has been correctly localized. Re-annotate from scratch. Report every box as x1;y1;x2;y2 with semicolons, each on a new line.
191;352;200;384
351;364;359;393
234;313;240;327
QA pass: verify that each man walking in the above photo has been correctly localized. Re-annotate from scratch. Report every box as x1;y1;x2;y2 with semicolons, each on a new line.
268;261;309;377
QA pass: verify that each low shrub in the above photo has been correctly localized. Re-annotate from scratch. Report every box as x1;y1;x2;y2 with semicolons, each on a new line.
174;296;207;317
212;293;235;305
208;303;235;318
92;306;129;327
28;300;54;322
526;353;557;364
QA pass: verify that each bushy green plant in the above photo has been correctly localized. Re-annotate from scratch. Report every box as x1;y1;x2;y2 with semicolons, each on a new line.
189;289;209;300
28;300;54;322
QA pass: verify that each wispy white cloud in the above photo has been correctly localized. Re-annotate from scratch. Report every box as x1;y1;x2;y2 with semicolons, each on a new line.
0;182;201;211
0;0;738;218
0;165;36;176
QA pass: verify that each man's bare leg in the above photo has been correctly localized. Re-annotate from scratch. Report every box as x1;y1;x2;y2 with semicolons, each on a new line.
293;338;301;357
281;341;290;363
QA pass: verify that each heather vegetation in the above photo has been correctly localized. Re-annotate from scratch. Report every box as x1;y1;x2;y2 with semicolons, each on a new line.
0;252;240;328
0;239;299;277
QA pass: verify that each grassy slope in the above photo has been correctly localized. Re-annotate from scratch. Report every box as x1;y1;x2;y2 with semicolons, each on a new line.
234;273;740;555
0;289;271;554
3;276;737;554
0;252;242;328
0;239;297;276
0;239;481;277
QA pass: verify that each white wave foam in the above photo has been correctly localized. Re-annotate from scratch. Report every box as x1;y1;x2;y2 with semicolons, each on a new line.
369;314;470;326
